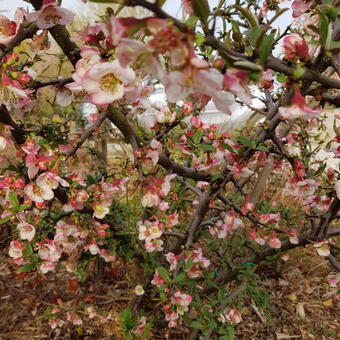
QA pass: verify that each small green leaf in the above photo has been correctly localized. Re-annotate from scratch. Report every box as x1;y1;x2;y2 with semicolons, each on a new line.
200;143;216;152
173;272;186;283
237;136;254;148
293;65;305;79
192;0;210;25
0;213;14;225
18;263;36;273
193;130;203;145
156;266;170;281
256;145;269;152
9;192;19;210
258;34;274;65
191;320;204;329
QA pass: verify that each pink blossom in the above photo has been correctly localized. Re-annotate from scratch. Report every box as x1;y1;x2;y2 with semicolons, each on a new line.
93;202;110;219
269;235;282;249
224;70;252;105
66;312;83;326
292;0;313;18
166;252;179;271
24;183;54;203
145;238;163;252
313;241;330;257
100;249;116;262
40;261;55;274
134;316;147;337
82;60;135;106
287;229;299;244
283;34;309;62
279;88;321;120
8;240;25;265
0;8;26;44
38;240;62;263
26;0;75;29
182;0;193;15
151;270;165;287
171;291;192;315
36;171;69;190
17;221;36;241
219;308;242;324
141;191;160;208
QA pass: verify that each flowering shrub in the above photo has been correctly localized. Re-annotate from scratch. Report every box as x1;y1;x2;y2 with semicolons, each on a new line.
0;0;339;338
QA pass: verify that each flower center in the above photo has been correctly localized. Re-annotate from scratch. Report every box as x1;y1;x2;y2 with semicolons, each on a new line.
43;6;63;25
100;73;120;92
33;185;43;196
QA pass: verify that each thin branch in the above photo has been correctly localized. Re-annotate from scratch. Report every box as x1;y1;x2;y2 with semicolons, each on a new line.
65;112;109;160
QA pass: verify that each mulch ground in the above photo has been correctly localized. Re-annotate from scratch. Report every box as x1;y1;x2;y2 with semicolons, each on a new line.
0;244;339;340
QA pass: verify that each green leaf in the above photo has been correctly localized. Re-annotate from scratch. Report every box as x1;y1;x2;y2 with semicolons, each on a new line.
193;130;203;145
256;145;269;152
18;204;31;212
293;65;305;79
231;20;242;43
156;266;170;281
8;192;19;210
234;5;258;28
173;272;186;283
318;10;331;49
187;16;199;28
192;0;210;25
258;34;274;65
0;213;14;225
330;41;340;50
200;143;216;152
191;320;204;329
237;136;254;148
18;263;36;273
184;258;194;270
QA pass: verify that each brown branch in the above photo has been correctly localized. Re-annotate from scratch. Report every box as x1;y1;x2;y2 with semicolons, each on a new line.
33;77;73;90
0;23;38;60
65;112;109;160
0;105;26;145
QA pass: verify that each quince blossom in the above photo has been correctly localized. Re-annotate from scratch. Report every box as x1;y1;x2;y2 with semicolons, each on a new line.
17;221;36;241
171;291;192;315
26;0;75;29
292;0;313;18
279;88;321;120
219;308;242;324
0;8;26;44
24;182;54;203
283;34;309;62
314;241;330;257
82;60;135;106
8;240;25;265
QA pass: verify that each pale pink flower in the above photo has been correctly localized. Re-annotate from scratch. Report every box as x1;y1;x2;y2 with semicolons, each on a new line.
287;229;299;244
292;0;313;18
314;241;330;257
283;34;309;61
82;60;135;106
24;183;54;203
36;171;69;190
134;316;147;337
224;70;252;105
219;308;242;324
26;0;75;29
17;221;36;241
171;291;192;315
269;236;282;249
145;238;163;252
182;0;193;15
166;252;179;271
8;240;24;265
38;240;62;263
40;261;55;273
279;88;321;120
0;8;26;44
84;241;100;255
99;249;116;262
93;203;110;219
141;191;160;208
67;312;83;326
134;285;145;296
151;270;165;287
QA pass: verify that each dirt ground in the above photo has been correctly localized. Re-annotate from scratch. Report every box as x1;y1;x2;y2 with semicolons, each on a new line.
0;244;339;340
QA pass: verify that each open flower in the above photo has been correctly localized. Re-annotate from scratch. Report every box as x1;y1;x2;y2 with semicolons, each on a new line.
17;221;36;241
82;60;135;106
292;0;313;18
279;88;321;120
26;0;75;29
0;8;26;44
283;34;309;62
24;183;54;203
